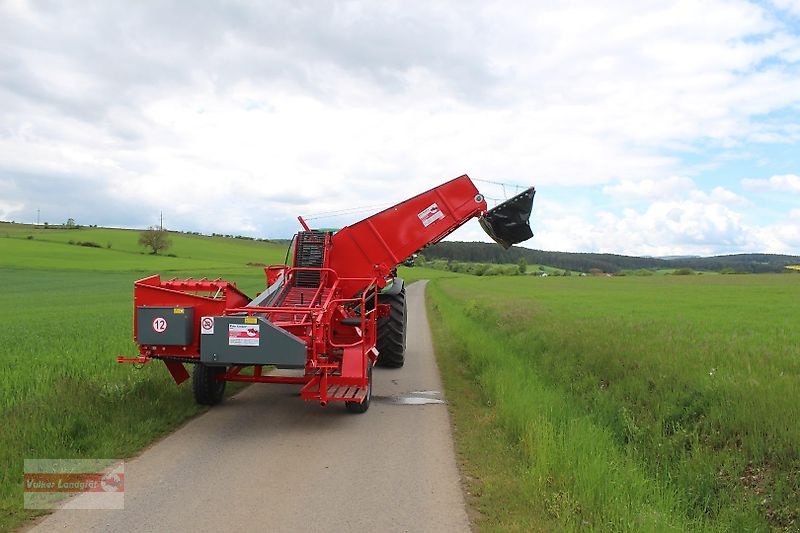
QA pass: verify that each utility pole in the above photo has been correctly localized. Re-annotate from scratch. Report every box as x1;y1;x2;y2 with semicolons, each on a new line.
37;209;40;225
160;211;163;231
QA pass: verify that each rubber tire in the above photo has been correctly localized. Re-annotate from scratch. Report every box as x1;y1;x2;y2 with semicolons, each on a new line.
346;361;372;414
192;364;226;406
375;289;407;368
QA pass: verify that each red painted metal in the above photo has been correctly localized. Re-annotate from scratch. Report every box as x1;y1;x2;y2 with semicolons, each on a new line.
132;275;250;361
120;174;498;409
164;361;191;384
330;174;487;297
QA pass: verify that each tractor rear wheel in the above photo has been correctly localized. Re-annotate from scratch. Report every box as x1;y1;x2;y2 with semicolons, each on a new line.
193;364;226;406
375;288;407;368
346;361;372;414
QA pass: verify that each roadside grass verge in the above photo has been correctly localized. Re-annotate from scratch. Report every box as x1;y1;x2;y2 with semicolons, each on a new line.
427;274;799;531
432;298;560;532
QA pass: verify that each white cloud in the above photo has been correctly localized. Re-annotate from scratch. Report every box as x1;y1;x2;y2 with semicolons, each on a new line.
749;221;800;253
0;200;24;220
532;198;750;257
602;176;696;201
525;179;780;256
690;186;748;205
741;174;800;193
0;1;798;255
772;0;800;16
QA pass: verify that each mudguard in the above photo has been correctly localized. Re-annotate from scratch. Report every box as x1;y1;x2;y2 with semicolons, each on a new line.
381;277;405;296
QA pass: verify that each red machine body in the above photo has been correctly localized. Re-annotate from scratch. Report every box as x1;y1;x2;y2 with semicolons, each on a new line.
119;174;535;412
329;176;487;296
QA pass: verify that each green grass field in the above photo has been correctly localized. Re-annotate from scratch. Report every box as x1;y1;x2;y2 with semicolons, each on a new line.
427;273;799;531
0;224;287;530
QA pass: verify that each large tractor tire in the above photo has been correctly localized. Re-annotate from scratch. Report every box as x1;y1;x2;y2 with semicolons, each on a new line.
192;364;226;406
375;288;407;368
345;361;373;414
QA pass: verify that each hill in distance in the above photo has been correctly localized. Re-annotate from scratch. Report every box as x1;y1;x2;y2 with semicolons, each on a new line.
422;241;800;274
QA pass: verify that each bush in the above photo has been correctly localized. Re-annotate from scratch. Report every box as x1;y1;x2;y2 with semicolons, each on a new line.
672;268;694;276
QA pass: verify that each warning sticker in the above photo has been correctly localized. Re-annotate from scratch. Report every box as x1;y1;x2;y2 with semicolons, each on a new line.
229;323;260;346
152;317;167;333
201;317;214;335
417;203;445;228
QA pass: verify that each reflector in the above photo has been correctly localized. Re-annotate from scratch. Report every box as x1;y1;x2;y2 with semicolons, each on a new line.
479;187;536;249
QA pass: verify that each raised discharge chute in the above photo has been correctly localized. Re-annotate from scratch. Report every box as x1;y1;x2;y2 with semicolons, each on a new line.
479;187;536;249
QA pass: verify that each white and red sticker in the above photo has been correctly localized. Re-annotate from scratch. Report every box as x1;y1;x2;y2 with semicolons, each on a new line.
417;202;445;227
200;317;215;335
228;323;260;346
152;317;167;333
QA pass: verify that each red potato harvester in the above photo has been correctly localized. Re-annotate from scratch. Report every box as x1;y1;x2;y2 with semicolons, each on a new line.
119;175;535;413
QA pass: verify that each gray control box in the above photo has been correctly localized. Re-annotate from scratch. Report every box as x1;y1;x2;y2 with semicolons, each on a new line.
137;306;194;346
200;315;307;368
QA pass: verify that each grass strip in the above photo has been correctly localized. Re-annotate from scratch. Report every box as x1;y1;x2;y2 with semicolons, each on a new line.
427;280;740;532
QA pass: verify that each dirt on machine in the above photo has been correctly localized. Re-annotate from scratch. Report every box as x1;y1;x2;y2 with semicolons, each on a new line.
119;175;535;413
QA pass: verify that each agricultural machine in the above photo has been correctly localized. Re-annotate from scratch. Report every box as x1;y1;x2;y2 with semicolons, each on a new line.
119;175;535;413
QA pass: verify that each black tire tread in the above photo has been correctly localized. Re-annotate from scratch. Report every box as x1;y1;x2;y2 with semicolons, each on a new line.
192;364;226;406
376;289;406;368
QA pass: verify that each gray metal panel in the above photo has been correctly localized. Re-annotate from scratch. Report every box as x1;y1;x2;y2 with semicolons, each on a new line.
247;272;285;308
200;316;307;368
137;306;194;345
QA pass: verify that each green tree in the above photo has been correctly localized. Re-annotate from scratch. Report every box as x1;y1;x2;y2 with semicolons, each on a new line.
517;257;527;274
138;226;172;255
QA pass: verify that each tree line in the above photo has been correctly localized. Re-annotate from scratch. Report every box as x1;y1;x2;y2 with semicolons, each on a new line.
422;242;800;274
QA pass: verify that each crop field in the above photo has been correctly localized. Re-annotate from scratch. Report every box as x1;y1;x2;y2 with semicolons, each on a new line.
427;273;800;531
0;225;286;530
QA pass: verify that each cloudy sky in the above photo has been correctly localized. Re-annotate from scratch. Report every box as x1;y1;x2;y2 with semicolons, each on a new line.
2;0;800;256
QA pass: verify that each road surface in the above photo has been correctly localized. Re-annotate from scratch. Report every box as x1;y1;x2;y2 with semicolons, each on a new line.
28;281;470;533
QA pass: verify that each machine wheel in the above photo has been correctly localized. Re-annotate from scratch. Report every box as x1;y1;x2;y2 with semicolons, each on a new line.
376;289;407;368
346;361;372;414
192;364;226;406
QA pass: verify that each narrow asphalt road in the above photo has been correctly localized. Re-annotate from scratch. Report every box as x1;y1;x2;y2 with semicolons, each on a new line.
28;281;471;533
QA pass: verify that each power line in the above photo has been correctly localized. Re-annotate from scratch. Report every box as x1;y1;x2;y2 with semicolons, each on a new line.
303;178;527;221
472;178;526;201
472;177;526;190
304;203;392;221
